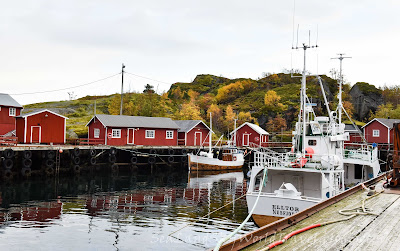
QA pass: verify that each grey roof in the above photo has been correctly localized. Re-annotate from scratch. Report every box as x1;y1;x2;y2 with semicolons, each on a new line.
17;109;68;119
230;122;269;135
90;114;180;129
173;120;210;133
344;124;358;132
362;118;400;129
0;93;22;108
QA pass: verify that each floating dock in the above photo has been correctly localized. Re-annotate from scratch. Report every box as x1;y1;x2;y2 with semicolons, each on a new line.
219;173;397;250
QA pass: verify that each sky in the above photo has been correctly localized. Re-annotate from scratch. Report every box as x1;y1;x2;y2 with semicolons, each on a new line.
1;0;400;105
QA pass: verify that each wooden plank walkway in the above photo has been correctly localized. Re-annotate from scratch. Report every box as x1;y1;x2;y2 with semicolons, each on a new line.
243;181;400;251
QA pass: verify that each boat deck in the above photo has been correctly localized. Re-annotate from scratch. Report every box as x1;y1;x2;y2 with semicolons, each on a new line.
243;180;400;250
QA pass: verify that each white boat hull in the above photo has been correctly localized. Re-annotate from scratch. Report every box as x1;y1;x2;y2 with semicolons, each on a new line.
246;192;319;227
188;154;244;171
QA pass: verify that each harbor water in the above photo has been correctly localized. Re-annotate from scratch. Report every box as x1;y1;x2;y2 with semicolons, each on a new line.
0;164;256;250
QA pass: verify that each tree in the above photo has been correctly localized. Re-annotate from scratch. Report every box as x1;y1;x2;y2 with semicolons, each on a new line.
264;90;287;112
238;111;257;125
178;102;202;120
143;84;155;93
224;105;236;132
207;104;223;132
266;115;287;132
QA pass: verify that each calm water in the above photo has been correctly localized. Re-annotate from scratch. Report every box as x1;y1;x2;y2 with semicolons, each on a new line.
0;165;256;250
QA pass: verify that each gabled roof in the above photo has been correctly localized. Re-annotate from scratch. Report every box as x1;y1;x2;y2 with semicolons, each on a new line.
344;124;359;133
17;109;68;119
173;120;211;133
87;114;180;129
0;93;22;108
362;118;400;129
230;122;269;135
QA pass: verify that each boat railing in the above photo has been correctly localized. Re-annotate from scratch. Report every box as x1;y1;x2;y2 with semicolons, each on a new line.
343;144;378;162
247;191;321;202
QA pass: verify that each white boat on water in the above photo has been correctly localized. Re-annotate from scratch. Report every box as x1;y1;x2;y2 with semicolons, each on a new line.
188;114;245;171
246;47;381;227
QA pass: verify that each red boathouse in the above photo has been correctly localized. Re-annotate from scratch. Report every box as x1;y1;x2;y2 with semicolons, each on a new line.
174;120;212;146
0;93;23;136
15;109;68;144
86;114;180;146
230;122;269;147
362;118;400;145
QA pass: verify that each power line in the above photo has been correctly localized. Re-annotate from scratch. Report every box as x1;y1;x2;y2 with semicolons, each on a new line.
124;71;171;85
11;73;121;95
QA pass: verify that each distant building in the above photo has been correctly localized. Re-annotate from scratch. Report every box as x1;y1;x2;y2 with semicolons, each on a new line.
362;118;400;145
0;94;23;136
344;124;363;144
86;114;180;146
230;122;269;147
15;109;68;144
174;120;212;146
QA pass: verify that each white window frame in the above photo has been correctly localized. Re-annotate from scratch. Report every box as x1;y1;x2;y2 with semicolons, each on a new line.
94;128;100;138
372;129;380;137
146;130;155;139
166;130;174;139
9;107;16;116
112;129;121;138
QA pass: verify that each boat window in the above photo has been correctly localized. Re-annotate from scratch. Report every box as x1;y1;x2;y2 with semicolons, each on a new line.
308;140;317;146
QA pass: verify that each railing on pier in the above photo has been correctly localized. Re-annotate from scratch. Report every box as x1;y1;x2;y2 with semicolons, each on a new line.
0;136;18;146
78;138;105;145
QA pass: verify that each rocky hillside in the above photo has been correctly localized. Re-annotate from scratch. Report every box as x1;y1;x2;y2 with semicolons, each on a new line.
23;73;390;138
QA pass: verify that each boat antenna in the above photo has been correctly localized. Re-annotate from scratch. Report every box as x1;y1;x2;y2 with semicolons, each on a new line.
331;53;351;124
291;0;296;49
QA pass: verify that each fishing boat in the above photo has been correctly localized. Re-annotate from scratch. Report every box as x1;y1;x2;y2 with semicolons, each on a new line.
246;46;381;227
187;114;245;171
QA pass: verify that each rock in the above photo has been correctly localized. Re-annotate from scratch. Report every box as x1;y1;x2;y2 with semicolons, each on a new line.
349;82;383;121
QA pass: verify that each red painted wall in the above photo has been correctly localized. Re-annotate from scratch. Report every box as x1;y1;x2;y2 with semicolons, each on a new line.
364;120;389;144
0;106;21;135
234;124;268;147
88;118;106;144
185;123;211;146
89;120;178;146
18;111;66;144
15;117;25;143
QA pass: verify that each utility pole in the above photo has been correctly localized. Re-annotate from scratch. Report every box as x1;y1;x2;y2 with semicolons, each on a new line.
331;54;351;123
120;64;126;115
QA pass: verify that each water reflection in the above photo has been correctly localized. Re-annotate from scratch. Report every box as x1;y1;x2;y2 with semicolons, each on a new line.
0;166;255;250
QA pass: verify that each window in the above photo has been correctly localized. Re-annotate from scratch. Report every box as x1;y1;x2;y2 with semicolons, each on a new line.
372;130;380;137
94;129;100;138
166;130;173;139
308;139;317;146
112;129;121;138
9;107;16;116
146;130;155;138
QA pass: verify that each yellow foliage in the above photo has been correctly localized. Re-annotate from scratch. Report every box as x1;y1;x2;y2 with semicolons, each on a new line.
224;105;236;131
178;102;202;120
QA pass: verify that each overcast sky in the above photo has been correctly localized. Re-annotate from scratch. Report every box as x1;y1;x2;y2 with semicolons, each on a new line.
1;0;400;105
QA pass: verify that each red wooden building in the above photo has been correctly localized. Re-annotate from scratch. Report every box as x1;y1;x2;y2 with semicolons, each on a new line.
0;94;23;136
174;120;212;146
15;109;68;144
344;124;363;144
230;122;269;147
86;114;180;146
362;118;400;145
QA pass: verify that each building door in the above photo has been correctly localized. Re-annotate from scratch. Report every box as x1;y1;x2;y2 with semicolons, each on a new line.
127;128;135;144
194;132;202;146
31;126;41;144
243;134;250;146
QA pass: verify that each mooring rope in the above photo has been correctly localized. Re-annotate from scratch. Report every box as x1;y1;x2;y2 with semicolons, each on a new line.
258;186;384;251
168;193;247;236
214;166;268;251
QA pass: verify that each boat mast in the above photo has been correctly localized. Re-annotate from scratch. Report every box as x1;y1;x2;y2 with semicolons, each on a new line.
301;43;308;157
209;112;212;154
331;54;351;124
